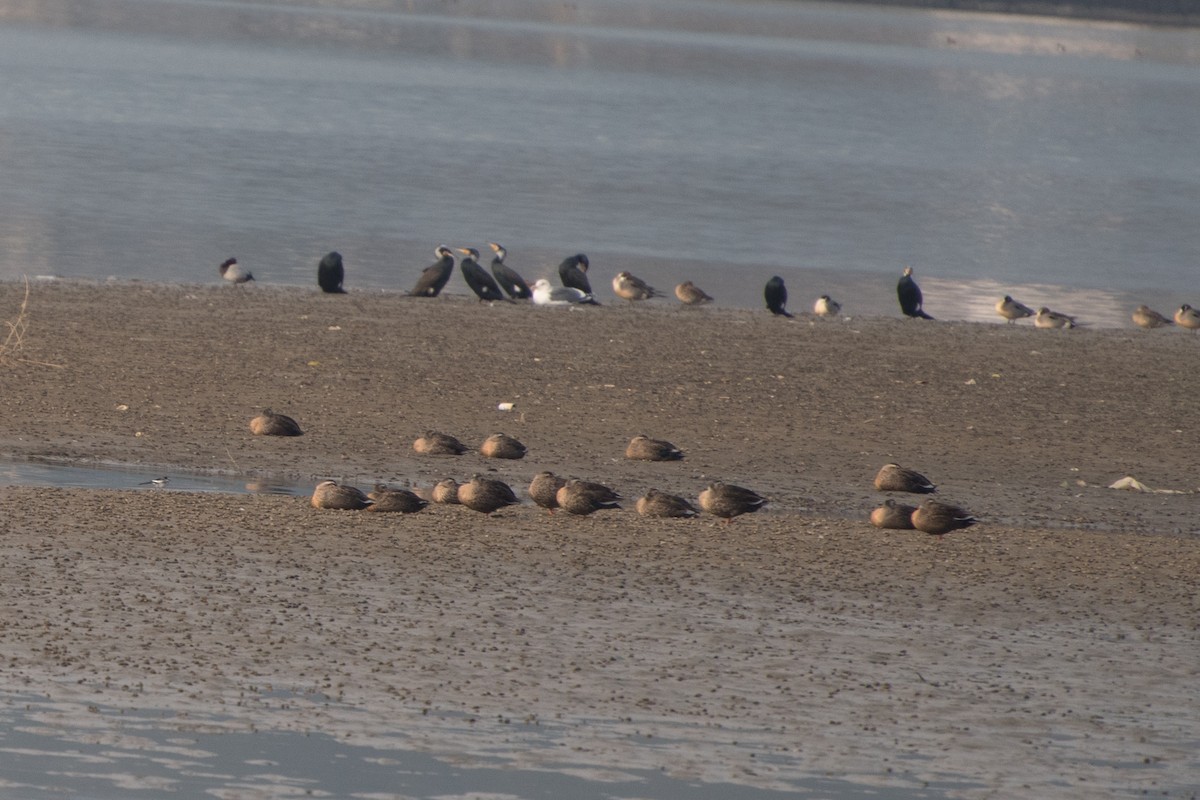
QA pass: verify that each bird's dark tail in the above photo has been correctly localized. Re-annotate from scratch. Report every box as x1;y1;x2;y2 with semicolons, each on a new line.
916;310;935;320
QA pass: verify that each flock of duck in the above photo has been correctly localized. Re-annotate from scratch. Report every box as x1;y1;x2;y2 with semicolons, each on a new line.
247;410;976;535
223;250;1196;330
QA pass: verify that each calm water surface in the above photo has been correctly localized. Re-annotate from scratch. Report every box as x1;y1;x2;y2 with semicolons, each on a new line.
0;0;1197;325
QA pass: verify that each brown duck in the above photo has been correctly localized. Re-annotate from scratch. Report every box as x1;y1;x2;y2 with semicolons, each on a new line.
625;434;684;462
457;474;520;514
528;471;567;513
413;431;469;456
911;499;978;535
873;463;936;494
674;281;714;305
869;499;917;529
431;478;461;504
698;482;767;521
555;479;622;516
249;409;303;436
480;433;527;460
636;489;699;518
366;484;428;513
310;480;372;510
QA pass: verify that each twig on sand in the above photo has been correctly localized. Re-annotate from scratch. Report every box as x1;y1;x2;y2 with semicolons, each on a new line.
1;276;64;368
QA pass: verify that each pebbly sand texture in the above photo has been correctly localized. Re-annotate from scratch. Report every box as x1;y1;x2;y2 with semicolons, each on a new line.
0;280;1198;797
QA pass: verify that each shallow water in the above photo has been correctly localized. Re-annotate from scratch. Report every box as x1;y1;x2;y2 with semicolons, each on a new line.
0;0;1197;326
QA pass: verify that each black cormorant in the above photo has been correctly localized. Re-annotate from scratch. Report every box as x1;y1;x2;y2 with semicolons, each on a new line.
488;243;532;299
764;276;793;318
897;266;934;319
558;253;593;295
317;251;345;294
409;246;455;297
457;247;509;302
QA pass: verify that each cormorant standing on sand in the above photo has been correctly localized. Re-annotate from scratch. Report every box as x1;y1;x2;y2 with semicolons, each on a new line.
764;276;793;318
457;247;509;302
317;252;346;294
558;253;593;295
488;243;532;299
409;246;455;297
897;266;934;319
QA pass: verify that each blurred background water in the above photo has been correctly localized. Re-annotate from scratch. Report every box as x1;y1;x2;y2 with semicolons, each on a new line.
0;0;1197;325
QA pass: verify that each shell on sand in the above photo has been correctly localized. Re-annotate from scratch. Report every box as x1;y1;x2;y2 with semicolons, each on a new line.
311;480;371;510
249;409;303;436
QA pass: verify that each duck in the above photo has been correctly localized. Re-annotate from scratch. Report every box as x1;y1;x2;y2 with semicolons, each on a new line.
317;251;346;294
1174;304;1200;330
219;257;254;285
612;271;661;302
413;431;469;456
995;295;1035;323
311;480;372;510
813;295;841;317
873;463;936;494
764;276;793;318
480;432;527;459
528;471;568;513
558;253;593;295
487;243;532;299
366;484;428;513
911;498;978;535
869;499;917;529
636;489;699;518
698;482;767;521
1034;307;1077;329
624;434;684;462
457;474;521;514
409;246;455;297
531;278;599;306
457;247;510;302
431;478;461;505
556;479;622;516
897;266;934;319
249;408;303;437
674;281;714;305
1132;305;1173;329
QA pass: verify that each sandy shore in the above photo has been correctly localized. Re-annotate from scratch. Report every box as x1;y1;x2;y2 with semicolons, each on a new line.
0;280;1197;797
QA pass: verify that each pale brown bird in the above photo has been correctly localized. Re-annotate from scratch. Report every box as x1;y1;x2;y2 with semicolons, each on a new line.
911;498;978;535
219;257;254;285
698;482;767;521
1132;305;1173;329
624;434;684;462
995;295;1034;324
249;409;303;436
874;464;936;494
311;480;371;510
813;295;841;317
1034;307;1077;329
674;281;714;306
636;489;699;518
480;433;527;460
457;474;520;514
366;484;428;513
528;471;567;514
556;479;622;516
612;271;662;302
869;499;917;529
1174;304;1200;330
413;431;468;456
431;478;461;504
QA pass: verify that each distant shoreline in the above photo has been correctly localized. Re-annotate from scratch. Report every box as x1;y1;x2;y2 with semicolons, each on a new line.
827;0;1200;27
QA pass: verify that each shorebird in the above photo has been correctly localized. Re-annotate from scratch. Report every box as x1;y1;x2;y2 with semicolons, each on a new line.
138;476;170;487
995;295;1034;323
556;479;622;516
311;480;372;510
558;253;593;295
674;281;714;305
529;471;568;514
1174;304;1200;330
413;431;469;456
366;484;428;513
911;498;978;535
488;243;532;300
457;247;510;303
873;463;936;494
1034;307;1077;329
897;266;934;319
1132;305;1173;329
249;409;303;437
698;482;767;521
764;276;793;318
431;478;461;504
219;257;254;285
869;499;917;529
612;271;661;302
636;489;699;518
624;434;684;462
480;432;527;460
457;474;520;514
813;294;841;317
409;246;455;297
317;251;346;294
531;279;599;306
